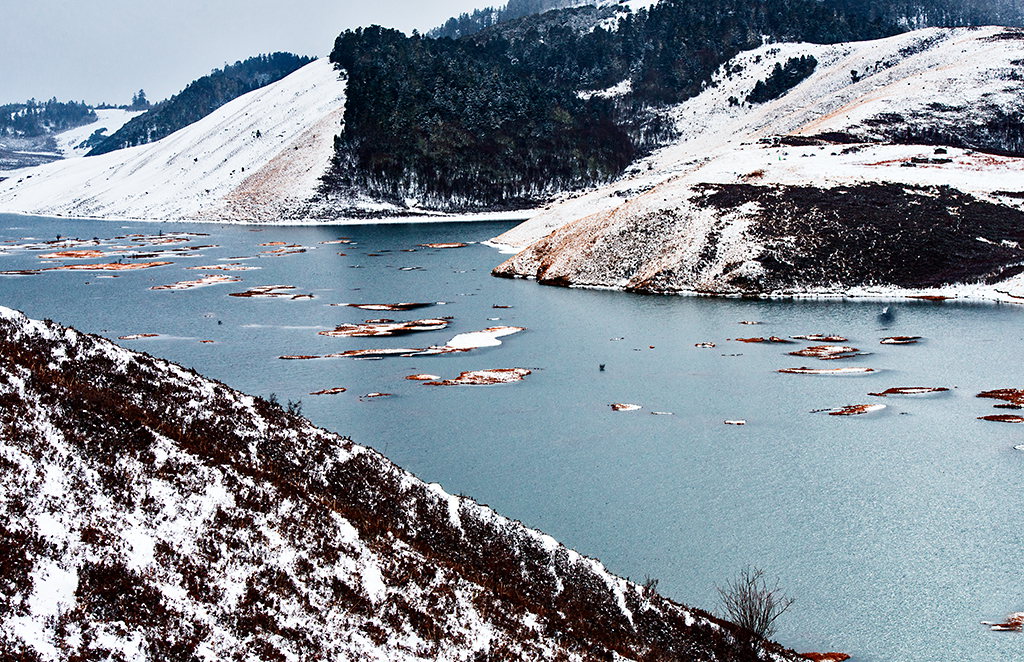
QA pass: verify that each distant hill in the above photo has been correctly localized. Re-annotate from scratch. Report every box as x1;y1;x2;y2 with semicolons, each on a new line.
490;26;1024;301
0;59;347;221
2;0;1023;221
87;52;313;156
0;98;96;138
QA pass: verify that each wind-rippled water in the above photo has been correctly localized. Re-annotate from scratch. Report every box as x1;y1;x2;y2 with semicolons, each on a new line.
2;213;1021;661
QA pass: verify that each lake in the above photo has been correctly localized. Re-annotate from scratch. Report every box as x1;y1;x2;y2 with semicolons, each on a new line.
1;212;1021;661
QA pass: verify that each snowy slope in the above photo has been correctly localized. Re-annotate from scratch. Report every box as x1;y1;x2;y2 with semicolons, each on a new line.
0;59;352;222
492;27;1024;301
54;109;145;158
0;307;803;662
493;27;1024;252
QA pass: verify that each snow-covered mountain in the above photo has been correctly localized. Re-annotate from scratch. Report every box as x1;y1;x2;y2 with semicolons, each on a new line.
0;306;804;661
0;59;355;223
492;26;1024;301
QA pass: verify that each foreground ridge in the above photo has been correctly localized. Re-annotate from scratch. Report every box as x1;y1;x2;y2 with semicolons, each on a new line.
0;306;801;661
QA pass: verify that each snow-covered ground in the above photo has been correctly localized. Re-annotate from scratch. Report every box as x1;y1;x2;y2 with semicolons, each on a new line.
492;27;1024;301
0;305;800;661
494;27;1024;251
0;59;352;223
53;109;145;158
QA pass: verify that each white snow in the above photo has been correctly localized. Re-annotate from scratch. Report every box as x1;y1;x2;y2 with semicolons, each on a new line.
578;79;632;99
433;326;526;351
53;109;145;158
598;0;660;13
492;27;1024;252
0;59;348;223
1;304;733;662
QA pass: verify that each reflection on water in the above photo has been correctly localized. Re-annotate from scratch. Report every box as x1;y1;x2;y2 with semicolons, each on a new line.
2;213;1023;661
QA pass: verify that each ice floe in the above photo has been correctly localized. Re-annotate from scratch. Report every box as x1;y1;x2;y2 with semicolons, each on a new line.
279;326;526;361
185;263;259;272
868;387;948;397
880;336;922;345
423;369;531;386
977;389;1024;407
150;274;241;291
318;319;450;338
789;345;863;360
779;367;875;375
820;404;886;416
229;285;313;299
310;387;347;395
38;250;106;260
335;302;439;312
424;326;526;353
981;612;1024;632
50;261;173;271
977;414;1024;423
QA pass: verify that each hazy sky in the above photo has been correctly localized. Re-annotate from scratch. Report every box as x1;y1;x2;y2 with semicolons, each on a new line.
2;1;487;105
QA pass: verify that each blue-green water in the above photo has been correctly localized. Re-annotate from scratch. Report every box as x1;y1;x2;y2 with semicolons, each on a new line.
2;213;1022;660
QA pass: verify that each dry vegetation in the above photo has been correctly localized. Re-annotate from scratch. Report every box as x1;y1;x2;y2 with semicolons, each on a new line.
0;309;805;661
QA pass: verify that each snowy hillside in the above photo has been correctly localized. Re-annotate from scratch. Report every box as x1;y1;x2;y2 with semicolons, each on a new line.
0;306;804;661
0;59;354;223
492;27;1024;301
54;109;145;158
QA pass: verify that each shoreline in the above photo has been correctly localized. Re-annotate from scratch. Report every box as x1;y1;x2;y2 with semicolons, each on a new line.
495;273;1024;306
0;208;537;227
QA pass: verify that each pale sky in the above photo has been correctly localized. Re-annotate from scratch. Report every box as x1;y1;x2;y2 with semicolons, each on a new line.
1;1;488;105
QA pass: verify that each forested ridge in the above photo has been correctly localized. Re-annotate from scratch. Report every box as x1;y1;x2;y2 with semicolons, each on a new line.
326;26;635;210
429;0;591;39
87;53;313;156
0;99;96;138
325;0;1023;212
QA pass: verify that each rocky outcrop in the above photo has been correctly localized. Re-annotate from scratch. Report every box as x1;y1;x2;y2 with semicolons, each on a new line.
494;181;1024;296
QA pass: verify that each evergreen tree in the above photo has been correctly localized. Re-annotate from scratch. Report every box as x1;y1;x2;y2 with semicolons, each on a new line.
129;89;151;110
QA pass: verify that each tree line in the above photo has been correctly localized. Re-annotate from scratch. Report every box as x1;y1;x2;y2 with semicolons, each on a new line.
0;98;96;137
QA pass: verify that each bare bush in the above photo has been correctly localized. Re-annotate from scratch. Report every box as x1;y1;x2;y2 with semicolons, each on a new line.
718;566;794;644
